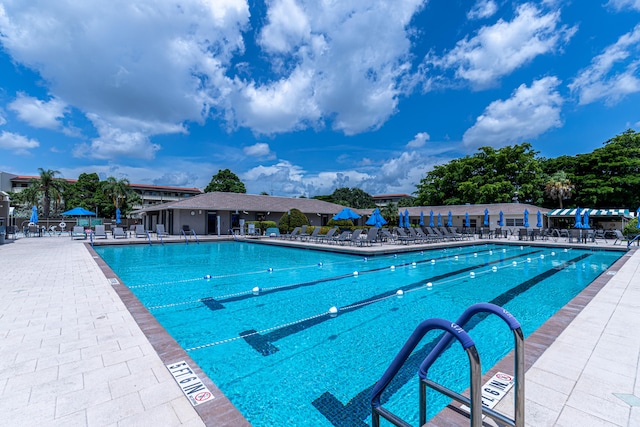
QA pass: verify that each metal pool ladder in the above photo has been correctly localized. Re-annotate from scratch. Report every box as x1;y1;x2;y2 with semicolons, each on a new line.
371;302;525;427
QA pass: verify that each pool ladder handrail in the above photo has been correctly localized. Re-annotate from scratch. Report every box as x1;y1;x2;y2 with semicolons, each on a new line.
628;234;640;248
418;302;525;427
180;229;200;244
370;303;525;427
371;318;482;427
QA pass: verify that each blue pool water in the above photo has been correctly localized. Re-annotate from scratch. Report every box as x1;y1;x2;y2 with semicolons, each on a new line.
94;242;623;426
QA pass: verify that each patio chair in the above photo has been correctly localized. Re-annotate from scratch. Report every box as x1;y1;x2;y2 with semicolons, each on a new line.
346;228;363;245
134;224;147;238
156;224;169;239
330;230;351;245
304;227;321;242
593;229;607;244
94;225;108;239
317;227;337;243
358;228;379;246
613;230;628;245
380;229;397;244
281;227;301;240
71;226;87;240
113;227;127;239
394;228;415;244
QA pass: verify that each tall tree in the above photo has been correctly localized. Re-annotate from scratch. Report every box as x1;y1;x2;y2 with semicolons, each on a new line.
33;168;64;218
544;171;574;208
204;169;246;193
329;187;375;209
415;143;544;206
102;177;130;211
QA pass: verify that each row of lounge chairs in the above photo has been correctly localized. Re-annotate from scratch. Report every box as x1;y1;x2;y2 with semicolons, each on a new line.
279;226;381;246
276;226;473;246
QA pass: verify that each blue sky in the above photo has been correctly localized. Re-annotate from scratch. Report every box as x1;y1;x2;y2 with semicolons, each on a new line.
0;0;639;198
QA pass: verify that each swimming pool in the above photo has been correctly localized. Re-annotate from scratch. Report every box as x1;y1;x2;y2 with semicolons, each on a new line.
94;242;623;426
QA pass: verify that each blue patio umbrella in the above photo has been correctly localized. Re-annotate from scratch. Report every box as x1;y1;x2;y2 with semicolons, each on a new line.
524;209;530;228
115;208;121;224
429;210;434;227
404;209;410;227
419;211;424;226
536;210;542;228
62;207;97;216
398;211;404;228
483;208;489;226
447;211;453;227
583;209;590;229
365;208;387;228
332;207;361;221
437;213;442;227
498;211;504;226
464;212;470;228
574;207;582;228
30;205;38;223
62;206;97;227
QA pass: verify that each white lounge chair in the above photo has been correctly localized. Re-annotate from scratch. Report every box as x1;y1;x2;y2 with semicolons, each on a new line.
113;227;127;239
71;226;86;240
134;224;146;238
94;225;108;239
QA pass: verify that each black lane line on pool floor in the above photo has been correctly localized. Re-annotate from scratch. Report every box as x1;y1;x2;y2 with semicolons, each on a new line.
311;252;591;427
238;249;543;356
199;246;523;312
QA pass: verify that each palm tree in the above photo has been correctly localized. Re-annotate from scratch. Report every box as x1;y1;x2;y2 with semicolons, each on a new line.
545;171;574;209
102;177;131;211
33;168;63;218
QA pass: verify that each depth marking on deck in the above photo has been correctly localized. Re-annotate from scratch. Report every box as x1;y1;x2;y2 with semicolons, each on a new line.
108;278;119;285
166;360;215;406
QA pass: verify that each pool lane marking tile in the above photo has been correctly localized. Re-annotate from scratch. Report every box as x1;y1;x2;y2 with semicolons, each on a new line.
311;252;592;427
167;360;215;406
238;249;544;354
200;247;541;312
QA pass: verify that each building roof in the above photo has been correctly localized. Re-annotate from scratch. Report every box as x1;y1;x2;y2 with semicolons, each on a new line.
134;192;348;214
9;175;201;193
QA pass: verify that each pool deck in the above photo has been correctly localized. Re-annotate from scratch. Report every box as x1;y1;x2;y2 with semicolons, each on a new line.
0;233;638;426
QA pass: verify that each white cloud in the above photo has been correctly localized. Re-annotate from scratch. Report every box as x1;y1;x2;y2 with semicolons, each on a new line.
73;114;161;160
8;93;68;130
426;3;576;89
0;0;250;159
406;132;430;148
233;0;424;135
467;0;498;20
0;130;39;154
569;25;640;105
259;0;311;53
0;0;425;161
0;111;6;126
463;76;563;148
243;142;275;159
606;0;640;11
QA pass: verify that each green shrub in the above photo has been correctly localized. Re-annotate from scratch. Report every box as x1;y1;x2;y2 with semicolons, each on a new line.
278;208;310;233
623;218;640;236
327;219;354;228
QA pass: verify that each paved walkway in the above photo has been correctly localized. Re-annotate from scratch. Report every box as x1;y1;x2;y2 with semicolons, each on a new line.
0;234;639;426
